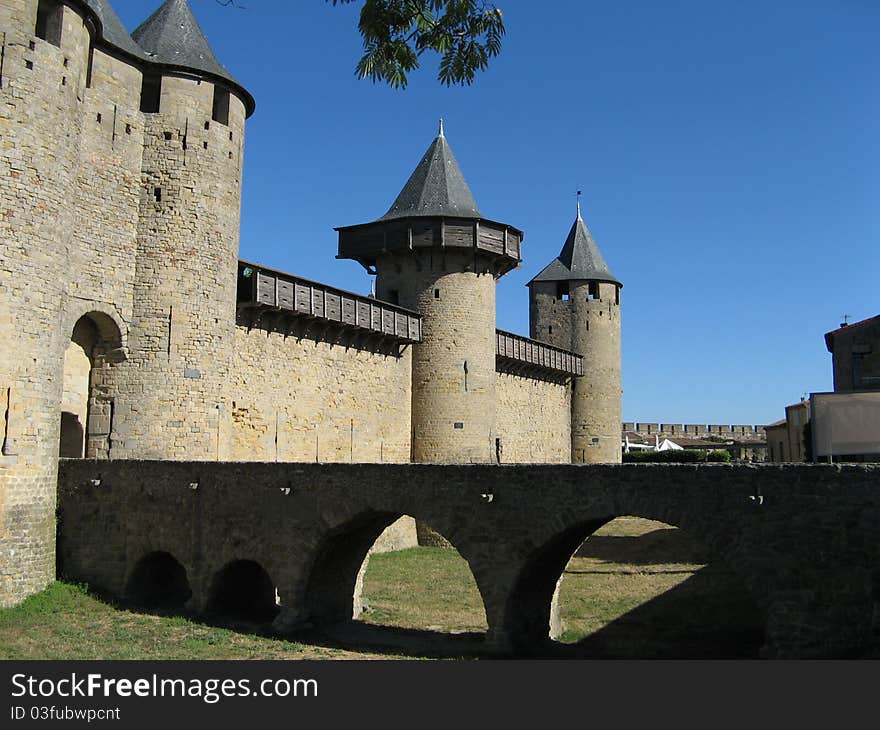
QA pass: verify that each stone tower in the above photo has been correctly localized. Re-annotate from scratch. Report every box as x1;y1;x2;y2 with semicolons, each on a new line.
114;0;254;460
337;123;523;462
0;0;254;607
528;199;622;463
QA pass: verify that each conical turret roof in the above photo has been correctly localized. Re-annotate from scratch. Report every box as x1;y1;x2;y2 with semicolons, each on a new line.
132;0;242;90
84;0;149;59
529;202;621;286
380;121;483;220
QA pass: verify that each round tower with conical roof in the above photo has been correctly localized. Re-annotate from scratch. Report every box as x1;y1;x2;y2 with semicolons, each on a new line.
528;198;622;463
112;0;254;459
337;123;523;463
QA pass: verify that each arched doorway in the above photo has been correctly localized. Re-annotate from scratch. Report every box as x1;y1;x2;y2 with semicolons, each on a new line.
59;312;124;458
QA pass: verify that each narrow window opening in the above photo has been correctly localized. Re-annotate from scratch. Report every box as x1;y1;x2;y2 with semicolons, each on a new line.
35;0;63;47
615;287;620;305
96;113;102;124
588;282;599;300
24;60;33;70
125;123;131;135
212;86;230;126
85;45;93;88
463;360;469;392
204;120;210;130
495;437;502;464
62;57;68;67
228;151;233;159
585;320;590;331
203;141;208;150
163;131;172;141
2;387;11;456
548;325;553;335
140;73;161;113
229;131;234;141
434;288;440;299
60;75;66;86
154;187;162;203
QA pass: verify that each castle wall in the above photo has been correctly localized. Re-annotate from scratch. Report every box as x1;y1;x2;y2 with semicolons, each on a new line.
228;326;412;463
108;76;246;460
571;281;622;463
530;280;622;463
377;250;497;464
495;373;570;463
0;0;92;605
69;47;143;321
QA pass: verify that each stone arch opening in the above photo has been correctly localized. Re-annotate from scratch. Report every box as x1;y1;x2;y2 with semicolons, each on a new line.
304;511;488;636
508;515;765;657
125;551;192;611
207;560;279;622
60;312;124;459
360;516;488;635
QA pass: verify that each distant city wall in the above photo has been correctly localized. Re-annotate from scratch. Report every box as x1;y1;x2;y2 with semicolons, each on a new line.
623;422;767;441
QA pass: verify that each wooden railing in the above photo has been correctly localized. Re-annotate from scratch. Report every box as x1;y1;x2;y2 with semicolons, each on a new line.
237;261;422;343
496;330;583;377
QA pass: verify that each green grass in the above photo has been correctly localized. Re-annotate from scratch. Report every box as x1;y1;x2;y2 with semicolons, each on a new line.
360;547;487;632
0;583;350;660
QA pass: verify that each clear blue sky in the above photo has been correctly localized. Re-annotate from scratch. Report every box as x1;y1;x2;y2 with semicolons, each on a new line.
117;0;878;427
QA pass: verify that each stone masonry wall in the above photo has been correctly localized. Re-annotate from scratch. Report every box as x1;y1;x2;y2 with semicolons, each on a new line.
110;76;247;460
495;373;570;463
229;326;412;464
0;0;91;605
377;249;497;464
57;461;880;658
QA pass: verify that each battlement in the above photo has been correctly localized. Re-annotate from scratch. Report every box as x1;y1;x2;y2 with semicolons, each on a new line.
236;260;422;344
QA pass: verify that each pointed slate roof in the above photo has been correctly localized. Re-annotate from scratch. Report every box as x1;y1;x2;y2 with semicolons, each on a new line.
132;0;241;89
380;121;483;220
529;202;621;286
84;0;149;59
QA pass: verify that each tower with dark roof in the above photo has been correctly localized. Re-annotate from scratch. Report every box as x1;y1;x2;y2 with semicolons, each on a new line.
116;0;254;460
337;123;524;462
528;199;623;463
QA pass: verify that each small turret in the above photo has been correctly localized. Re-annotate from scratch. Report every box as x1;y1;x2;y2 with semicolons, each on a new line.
337;123;523;463
528;196;622;463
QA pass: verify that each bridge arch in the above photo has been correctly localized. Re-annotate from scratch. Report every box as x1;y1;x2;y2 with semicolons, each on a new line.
207;559;279;622
301;509;490;633
503;503;766;655
124;550;192;611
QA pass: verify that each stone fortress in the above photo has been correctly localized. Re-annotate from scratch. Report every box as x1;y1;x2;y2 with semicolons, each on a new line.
0;0;624;607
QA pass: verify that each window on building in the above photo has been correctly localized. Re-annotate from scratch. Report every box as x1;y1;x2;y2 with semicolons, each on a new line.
212;86;230;126
35;0;63;47
555;282;570;301
140;73;162;114
588;282;599;300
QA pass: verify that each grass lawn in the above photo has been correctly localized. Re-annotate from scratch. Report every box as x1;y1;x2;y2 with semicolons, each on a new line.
0;518;763;659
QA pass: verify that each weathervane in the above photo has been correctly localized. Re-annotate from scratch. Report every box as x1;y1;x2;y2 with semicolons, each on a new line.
576;190;582;217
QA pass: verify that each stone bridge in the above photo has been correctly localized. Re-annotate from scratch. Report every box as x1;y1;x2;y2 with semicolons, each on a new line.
57;461;880;658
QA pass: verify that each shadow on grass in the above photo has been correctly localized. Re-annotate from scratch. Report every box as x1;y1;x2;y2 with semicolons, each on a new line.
549;566;765;659
67;566;764;660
